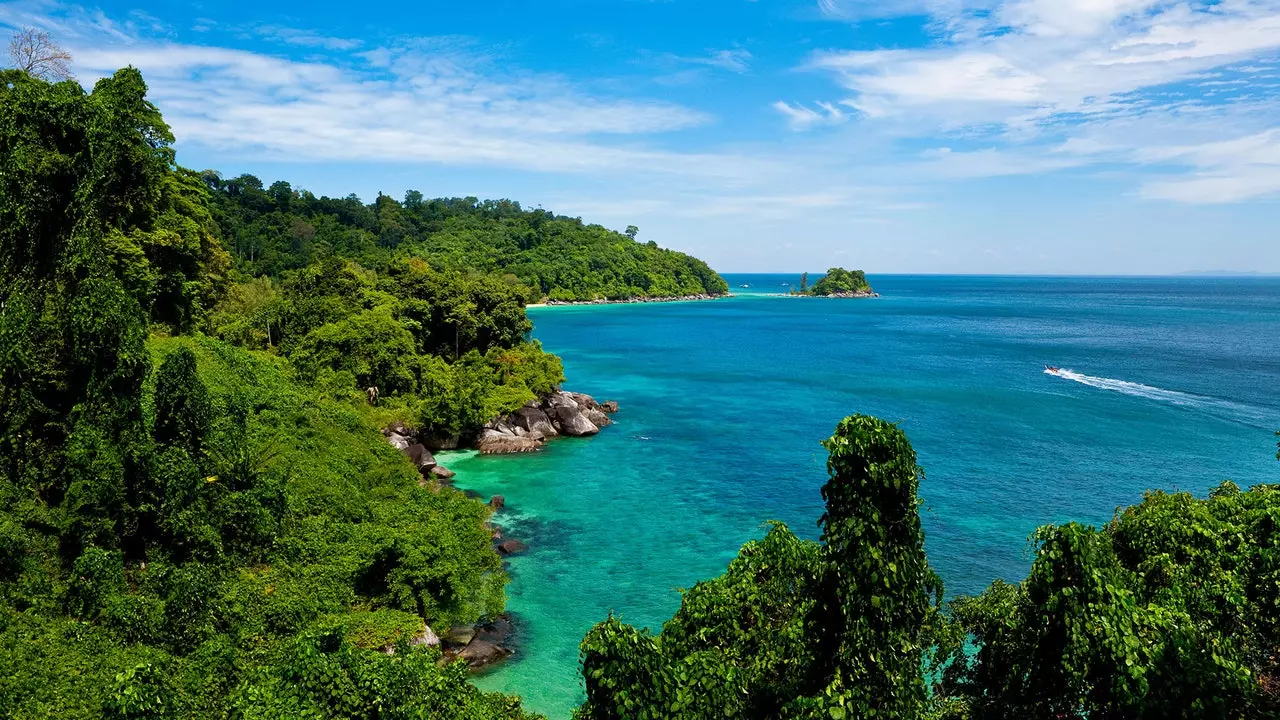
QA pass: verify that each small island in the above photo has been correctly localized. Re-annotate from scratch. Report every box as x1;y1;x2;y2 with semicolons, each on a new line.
793;267;879;298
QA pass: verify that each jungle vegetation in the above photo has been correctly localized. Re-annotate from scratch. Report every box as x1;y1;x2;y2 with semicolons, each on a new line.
577;416;1280;719
202;174;728;303
0;62;557;719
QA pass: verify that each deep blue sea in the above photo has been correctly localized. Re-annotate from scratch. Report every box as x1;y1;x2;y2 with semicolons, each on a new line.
448;275;1280;719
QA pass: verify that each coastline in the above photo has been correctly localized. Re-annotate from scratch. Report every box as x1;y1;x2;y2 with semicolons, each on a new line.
528;293;731;308
766;290;880;298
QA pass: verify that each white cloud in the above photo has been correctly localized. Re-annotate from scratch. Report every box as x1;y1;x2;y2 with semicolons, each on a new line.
811;3;1280;120
255;25;362;51
1137;128;1280;202
773;100;849;129
64;37;765;178
786;0;1280;203
686;48;753;73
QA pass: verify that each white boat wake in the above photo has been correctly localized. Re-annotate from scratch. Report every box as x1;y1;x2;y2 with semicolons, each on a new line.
1044;368;1272;427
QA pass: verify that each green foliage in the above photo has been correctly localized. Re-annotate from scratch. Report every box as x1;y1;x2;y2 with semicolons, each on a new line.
292;305;420;395
231;630;540;720
0;335;532;718
798;415;942;719
204;177;728;301
0;67;228;558
579;416;1280;720
805;267;871;296
105;662;176;720
578;524;821;719
0;68;535;720
153;347;213;454
935;480;1280;719
210;253;563;439
578;416;941;720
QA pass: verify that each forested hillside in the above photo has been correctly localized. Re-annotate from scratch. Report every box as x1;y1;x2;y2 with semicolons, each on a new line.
0;65;543;718
202;175;727;302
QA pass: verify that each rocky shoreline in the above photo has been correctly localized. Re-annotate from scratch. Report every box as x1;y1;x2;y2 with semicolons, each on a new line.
476;390;618;454
772;290;880;298
381;389;619;670
531;292;729;307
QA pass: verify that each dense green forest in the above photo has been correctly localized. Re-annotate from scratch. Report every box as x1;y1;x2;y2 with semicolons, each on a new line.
0;65;549;719
202;173;727;303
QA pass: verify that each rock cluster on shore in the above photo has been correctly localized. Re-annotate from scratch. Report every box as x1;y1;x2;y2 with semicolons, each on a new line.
475;391;618;455
542;293;726;306
779;290;880;298
441;615;518;668
382;422;456;486
820;290;880;298
379;390;618;672
380;390;619;479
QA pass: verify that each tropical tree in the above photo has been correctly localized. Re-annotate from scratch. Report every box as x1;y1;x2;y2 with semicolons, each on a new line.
577;415;941;719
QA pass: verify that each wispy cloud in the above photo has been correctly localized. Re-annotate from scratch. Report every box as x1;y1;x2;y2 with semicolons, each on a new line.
255;24;362;51
788;0;1280;203
22;7;776;181
772;100;849;129
683;48;753;73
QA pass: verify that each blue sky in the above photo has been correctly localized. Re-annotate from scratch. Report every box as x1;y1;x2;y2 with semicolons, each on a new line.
4;0;1280;273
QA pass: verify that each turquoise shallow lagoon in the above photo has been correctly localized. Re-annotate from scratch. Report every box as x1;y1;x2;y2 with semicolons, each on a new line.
458;275;1280;718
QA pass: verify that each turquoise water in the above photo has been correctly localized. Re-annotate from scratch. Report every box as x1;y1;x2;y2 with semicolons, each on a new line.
457;275;1280;719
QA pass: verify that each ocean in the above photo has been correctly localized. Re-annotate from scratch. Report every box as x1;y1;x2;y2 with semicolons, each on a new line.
447;274;1280;719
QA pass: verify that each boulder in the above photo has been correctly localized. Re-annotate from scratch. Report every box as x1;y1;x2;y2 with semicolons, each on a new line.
489;495;505;510
411;624;441;648
567;392;600;411
431;465;455;480
497;539;528;555
383;421;411;437
443;625;476;647
473;616;513;646
402;443;437;471
584;408;612;428
458;640;512;668
386;432;414;451
542;391;579;411
510;406;557;437
380;624;440;655
601;400;619;414
549;406;599;437
477;430;542;454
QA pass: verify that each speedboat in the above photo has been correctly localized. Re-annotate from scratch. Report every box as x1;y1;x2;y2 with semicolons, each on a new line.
1044;365;1061;374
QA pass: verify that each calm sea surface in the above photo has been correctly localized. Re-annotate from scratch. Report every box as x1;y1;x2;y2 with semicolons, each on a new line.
452;275;1280;718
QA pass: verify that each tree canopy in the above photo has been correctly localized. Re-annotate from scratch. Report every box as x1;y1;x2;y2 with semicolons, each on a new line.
577;416;942;719
803;267;872;296
0;66;539;720
202;176;728;302
576;413;1280;720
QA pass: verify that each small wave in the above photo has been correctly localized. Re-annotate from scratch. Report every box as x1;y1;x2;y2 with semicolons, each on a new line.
1045;368;1271;427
